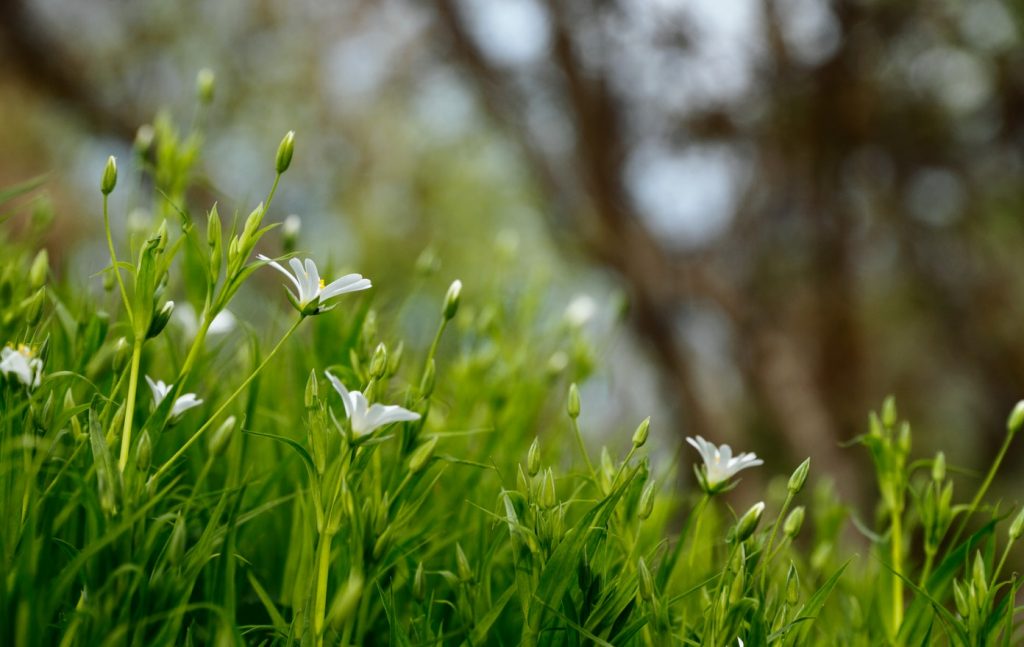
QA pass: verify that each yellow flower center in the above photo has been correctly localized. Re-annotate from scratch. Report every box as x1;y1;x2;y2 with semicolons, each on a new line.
17;343;34;357
319;279;325;290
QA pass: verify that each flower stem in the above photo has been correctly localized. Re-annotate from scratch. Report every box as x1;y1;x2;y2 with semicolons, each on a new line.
949;428;1017;549
102;194;133;327
312;530;333;647
149;316;303;483
891;506;904;640
759;491;794;589
117;339;144;472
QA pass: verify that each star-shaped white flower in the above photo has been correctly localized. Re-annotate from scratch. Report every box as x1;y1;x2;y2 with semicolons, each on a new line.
258;255;370;315
686;435;763;492
1;344;43;389
324;371;420;436
145;376;203;420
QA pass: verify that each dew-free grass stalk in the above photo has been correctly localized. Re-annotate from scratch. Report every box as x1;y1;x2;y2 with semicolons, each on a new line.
149;316;304;483
102;193;133;327
890;503;904;639
948;425;1017;550
117;338;144;471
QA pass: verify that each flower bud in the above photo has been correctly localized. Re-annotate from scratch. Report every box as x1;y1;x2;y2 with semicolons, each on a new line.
455;543;474;584
952;580;970;617
134;125;155;157
146;301;174;339
1009;506;1024;542
443;279;462;320
29;249;48;289
167;514;186;565
304;369;319;409
275;131;295;174
516;464;531;497
112;337;130;372
328;570;364;630
638;481;655;520
21;287;45;325
101;156;117;195
637;557;654;602
370;343;388;380
786;563;800;605
241;203;265;243
567;383;581;419
408;435;438;474
527;437;541;477
898;421;912;454
932;451;946;483
881;396;897;428
208;415;237;457
787;458;810;494
539;468;557;509
734;501;765;543
207;205;222;281
386;341;404;377
783;506;805;538
196;68;215;105
1008;400;1024;436
419;359;436;398
136;431;152;473
632;416;650;448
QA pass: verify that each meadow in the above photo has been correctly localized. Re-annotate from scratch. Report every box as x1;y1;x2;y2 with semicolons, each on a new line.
1;99;1023;646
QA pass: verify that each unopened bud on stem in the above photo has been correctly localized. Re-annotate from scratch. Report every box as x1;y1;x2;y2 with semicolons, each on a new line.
101;156;118;195
276;131;295;174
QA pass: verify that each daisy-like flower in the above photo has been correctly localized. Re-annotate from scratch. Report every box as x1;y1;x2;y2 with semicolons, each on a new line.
1;343;43;389
324;371;420;437
258;254;370;315
686;435;763;493
145;376;204;420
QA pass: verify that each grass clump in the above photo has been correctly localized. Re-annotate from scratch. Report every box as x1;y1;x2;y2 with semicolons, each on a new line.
1;93;1023;645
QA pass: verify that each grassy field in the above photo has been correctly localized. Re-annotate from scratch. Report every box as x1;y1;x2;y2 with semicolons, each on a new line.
1;107;1023;646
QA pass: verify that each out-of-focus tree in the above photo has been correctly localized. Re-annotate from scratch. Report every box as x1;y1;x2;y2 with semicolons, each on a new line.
4;0;1024;500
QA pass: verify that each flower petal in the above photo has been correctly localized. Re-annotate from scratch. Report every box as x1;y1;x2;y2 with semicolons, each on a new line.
324;371;355;418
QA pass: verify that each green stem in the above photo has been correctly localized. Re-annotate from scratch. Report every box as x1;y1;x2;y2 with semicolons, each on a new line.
312;530;333;646
149;316;304;483
891;507;904;640
265;173;281;212
991;540;1014;587
570;417;596;482
424;318;448;377
918;548;935;589
760;492;794;589
950;430;1017;549
102;194;133;326
117;339;144;472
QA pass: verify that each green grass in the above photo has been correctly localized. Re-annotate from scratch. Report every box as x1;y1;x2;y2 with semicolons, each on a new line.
1;92;1023;646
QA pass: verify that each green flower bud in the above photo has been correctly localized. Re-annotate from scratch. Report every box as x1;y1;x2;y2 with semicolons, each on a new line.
539;468;557;509
972;552;987;600
455;543;474;584
567;383;581;419
112;337;130;372
782;458;808;495
136;430;152;473
734;501;765;543
783;506;805;538
208;415;237;458
419;359;436;398
881;396;897;428
146;301;175;339
101;156;117;195
1009;506;1024;542
786;563;800;605
443;279;462;320
29;249;48;289
638;481;655;520
167;514;186;565
21;287;45;325
370;343;388;380
637;557;654;602
632;416;650;448
952;579;970;617
408;436;438;474
527;437;541;477
241;202;265;244
1008;400;1024;436
304;369;319;409
932;451;946;483
386;341;404;377
207;205;222;281
328;570;364;630
196;68;215;105
516;464;531;497
282;214;301;253
276;130;295;174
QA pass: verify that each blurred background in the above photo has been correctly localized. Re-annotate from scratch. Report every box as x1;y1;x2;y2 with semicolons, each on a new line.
3;0;1024;504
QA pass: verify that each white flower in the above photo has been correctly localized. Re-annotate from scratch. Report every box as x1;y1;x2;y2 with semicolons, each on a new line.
565;295;597;327
1;344;43;389
686;435;763;490
174;303;237;338
145;376;204;420
258;254;371;315
325;371;420;436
